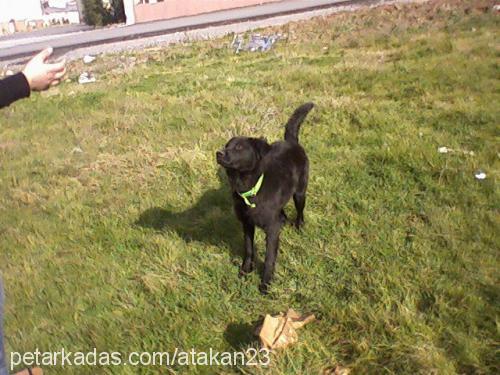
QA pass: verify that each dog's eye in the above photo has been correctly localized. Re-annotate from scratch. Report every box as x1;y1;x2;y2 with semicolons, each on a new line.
235;144;243;151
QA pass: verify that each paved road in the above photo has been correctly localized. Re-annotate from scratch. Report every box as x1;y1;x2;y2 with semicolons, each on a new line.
0;0;365;62
0;24;92;43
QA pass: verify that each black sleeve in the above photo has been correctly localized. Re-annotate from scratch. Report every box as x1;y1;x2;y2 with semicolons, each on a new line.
0;72;31;109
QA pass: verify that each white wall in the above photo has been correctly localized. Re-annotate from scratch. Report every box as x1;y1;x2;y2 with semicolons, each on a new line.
0;0;44;22
123;0;135;25
42;11;80;24
47;0;68;7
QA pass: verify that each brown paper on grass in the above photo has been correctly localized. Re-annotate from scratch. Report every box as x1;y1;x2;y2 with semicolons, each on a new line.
256;308;315;349
322;365;351;375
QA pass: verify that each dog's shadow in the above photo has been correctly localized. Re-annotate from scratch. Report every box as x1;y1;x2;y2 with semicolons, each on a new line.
136;170;242;257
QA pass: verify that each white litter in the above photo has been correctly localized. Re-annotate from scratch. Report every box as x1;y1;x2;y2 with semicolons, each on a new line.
78;72;96;84
71;146;83;154
231;33;285;53
474;171;487;180
437;146;474;156
83;55;96;64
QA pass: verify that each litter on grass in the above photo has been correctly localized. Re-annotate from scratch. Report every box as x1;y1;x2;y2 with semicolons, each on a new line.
78;72;96;84
83;55;96;64
438;146;474;156
255;308;315;349
323;365;351;375
231;33;284;53
474;171;487;180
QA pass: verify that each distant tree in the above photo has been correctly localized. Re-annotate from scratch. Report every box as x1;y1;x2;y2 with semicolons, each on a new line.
82;0;108;26
109;0;126;23
82;0;125;26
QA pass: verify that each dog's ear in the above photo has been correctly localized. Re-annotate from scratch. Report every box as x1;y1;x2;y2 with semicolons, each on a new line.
250;137;271;160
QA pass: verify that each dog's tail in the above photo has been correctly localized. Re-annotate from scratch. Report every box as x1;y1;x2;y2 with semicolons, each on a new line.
284;102;314;144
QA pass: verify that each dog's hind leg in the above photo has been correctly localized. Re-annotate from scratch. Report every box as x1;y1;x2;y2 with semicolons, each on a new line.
293;192;306;229
239;221;256;277
279;209;288;226
260;223;281;294
293;168;308;229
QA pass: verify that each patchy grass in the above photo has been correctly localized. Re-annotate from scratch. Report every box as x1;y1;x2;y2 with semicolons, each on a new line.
1;0;498;373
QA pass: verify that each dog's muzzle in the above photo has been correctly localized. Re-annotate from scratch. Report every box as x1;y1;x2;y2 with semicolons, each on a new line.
216;150;226;165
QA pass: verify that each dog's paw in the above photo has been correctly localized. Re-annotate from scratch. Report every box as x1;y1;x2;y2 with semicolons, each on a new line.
258;282;269;295
294;218;305;230
239;262;254;277
238;269;248;278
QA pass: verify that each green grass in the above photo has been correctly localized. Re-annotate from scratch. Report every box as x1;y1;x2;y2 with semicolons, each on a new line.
1;0;499;373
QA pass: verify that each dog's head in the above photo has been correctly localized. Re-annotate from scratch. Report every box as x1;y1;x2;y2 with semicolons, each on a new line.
216;136;270;172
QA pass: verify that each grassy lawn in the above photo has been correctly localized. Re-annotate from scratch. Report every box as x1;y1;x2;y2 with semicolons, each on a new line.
1;0;498;373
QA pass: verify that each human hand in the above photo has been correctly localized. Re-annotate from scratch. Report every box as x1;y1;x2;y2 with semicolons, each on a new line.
22;47;66;91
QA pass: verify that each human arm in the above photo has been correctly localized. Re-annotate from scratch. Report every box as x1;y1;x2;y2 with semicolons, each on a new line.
0;47;66;109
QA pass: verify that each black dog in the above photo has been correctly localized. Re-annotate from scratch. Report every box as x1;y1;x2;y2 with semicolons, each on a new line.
216;103;315;294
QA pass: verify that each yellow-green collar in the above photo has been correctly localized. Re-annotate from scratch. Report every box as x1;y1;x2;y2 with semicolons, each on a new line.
238;174;264;208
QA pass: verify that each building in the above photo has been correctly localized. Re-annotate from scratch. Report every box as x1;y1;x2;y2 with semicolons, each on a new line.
123;0;281;25
41;0;81;24
0;0;44;23
0;0;44;33
0;0;82;34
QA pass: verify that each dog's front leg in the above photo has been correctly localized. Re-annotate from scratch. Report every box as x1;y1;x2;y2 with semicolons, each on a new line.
239;221;255;277
259;223;280;294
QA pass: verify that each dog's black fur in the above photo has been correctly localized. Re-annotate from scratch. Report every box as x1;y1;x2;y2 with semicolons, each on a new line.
216;103;315;294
